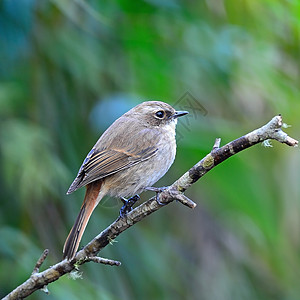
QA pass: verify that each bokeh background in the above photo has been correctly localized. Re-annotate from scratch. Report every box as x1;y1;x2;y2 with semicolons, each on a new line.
0;0;299;299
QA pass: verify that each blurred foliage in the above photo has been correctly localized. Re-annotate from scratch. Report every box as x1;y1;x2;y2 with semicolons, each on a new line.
0;0;299;299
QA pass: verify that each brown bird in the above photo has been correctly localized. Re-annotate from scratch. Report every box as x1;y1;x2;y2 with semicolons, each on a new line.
63;101;188;260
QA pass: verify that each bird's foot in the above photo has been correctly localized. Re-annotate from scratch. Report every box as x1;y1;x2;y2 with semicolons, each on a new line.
119;195;140;217
145;186;167;206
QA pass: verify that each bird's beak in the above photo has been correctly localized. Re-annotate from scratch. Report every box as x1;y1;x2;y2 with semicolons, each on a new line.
172;110;189;119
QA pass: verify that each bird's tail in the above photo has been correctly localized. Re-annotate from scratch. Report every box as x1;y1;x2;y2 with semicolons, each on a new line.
63;180;103;260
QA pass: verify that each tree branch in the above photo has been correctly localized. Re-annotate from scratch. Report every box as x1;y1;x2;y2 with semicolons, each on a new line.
4;115;298;300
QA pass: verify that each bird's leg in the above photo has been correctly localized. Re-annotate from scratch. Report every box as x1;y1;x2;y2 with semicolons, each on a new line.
119;195;140;217
145;187;167;206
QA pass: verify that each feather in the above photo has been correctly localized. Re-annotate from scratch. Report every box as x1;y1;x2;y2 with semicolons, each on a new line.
67;146;157;194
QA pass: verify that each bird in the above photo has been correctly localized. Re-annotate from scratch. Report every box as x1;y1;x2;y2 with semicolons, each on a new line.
63;101;188;260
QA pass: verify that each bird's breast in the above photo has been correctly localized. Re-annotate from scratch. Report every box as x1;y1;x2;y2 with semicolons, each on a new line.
104;126;177;198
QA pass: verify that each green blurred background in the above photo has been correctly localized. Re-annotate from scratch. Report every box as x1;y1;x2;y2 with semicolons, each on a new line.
0;0;299;299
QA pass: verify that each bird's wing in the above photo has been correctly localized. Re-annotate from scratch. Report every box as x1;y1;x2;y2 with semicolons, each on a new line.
67;146;158;194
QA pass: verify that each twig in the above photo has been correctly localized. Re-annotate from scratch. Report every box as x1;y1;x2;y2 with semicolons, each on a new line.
3;115;298;300
84;256;121;266
31;249;49;275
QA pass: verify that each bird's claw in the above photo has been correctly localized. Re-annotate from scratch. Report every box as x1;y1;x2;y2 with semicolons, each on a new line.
145;186;167;206
119;195;140;217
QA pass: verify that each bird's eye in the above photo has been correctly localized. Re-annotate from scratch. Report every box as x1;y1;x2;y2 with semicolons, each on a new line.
155;110;165;118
